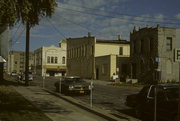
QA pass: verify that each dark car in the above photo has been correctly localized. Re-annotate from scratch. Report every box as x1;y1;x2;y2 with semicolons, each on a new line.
125;84;179;121
19;72;33;82
54;76;91;95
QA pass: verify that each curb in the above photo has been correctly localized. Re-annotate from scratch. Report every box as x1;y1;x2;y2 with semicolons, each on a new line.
43;88;140;121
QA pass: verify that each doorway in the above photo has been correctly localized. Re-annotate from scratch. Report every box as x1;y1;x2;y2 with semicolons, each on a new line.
96;68;99;80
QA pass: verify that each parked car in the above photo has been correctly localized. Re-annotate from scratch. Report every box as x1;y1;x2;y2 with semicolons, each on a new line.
54;76;91;95
125;84;179;121
11;71;18;77
20;72;33;81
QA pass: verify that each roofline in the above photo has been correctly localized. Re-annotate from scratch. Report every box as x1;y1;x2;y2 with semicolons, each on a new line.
96;40;130;44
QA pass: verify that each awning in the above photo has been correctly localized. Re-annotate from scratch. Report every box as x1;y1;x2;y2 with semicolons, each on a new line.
0;56;6;63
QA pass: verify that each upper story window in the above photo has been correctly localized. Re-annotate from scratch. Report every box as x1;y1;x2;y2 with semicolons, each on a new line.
51;57;54;63
140;40;143;53
47;56;58;64
55;57;58;64
166;37;172;51
47;56;50;63
62;56;65;64
91;45;94;55
119;47;123;55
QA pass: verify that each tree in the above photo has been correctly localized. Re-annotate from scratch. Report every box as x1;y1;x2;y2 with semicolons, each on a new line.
0;0;57;85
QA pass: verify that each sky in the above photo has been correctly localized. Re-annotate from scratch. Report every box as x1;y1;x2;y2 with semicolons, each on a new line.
10;0;180;51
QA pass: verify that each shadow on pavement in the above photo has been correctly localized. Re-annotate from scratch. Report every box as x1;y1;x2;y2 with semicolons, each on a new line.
116;109;140;119
0;84;52;121
0;79;25;86
31;100;73;114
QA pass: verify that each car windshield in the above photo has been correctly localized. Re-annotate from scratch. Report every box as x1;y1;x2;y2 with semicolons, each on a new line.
165;88;179;101
65;78;84;83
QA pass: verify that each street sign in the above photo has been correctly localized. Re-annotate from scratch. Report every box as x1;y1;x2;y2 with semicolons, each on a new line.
175;48;180;62
155;57;160;62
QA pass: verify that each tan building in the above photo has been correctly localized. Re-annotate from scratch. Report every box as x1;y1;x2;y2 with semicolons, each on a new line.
8;51;34;74
67;36;130;80
34;40;67;76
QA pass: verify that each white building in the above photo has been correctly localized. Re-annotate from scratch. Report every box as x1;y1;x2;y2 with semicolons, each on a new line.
34;40;67;77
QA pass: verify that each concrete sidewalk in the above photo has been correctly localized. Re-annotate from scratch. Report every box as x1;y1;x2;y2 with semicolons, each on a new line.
14;86;131;121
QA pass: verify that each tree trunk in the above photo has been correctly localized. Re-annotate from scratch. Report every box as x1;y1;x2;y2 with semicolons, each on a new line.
25;22;30;86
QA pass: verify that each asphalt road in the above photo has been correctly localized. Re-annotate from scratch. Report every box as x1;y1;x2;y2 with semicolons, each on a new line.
31;75;141;119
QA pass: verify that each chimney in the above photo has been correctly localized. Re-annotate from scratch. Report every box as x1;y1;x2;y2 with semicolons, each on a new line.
133;26;136;32
88;32;91;37
157;24;160;28
118;34;122;40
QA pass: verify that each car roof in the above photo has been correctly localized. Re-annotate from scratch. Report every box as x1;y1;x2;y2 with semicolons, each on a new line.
157;83;179;89
61;76;81;79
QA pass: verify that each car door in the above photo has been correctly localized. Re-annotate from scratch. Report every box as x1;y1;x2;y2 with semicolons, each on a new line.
142;85;155;121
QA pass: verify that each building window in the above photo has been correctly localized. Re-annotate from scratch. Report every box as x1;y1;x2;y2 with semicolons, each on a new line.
166;37;172;51
150;38;154;53
51;57;54;63
20;62;24;64
20;66;23;68
82;46;84;56
47;56;50;63
62;56;65;64
91;45;94;55
119;47;123;55
55;57;58;64
134;41;136;54
141;40;143;53
84;45;86;56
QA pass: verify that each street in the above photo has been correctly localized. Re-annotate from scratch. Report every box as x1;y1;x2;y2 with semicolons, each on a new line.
31;75;141;119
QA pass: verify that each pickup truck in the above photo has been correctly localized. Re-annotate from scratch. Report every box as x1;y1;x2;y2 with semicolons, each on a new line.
125;84;179;121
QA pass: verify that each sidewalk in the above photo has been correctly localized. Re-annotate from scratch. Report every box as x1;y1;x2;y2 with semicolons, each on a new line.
0;84;52;121
14;86;126;121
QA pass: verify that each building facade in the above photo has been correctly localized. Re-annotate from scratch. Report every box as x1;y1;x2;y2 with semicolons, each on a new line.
8;51;34;74
0;25;9;60
0;25;9;80
34;40;67;77
67;36;130;80
130;25;180;83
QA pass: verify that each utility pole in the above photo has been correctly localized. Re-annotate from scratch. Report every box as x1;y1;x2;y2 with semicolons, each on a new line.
25;22;30;86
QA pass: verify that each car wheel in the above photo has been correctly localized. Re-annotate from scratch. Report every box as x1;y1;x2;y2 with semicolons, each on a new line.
135;105;142;118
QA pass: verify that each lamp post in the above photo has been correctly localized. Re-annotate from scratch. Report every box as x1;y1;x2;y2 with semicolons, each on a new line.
42;49;48;88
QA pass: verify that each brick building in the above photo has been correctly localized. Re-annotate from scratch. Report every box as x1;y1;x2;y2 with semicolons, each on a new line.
130;25;180;83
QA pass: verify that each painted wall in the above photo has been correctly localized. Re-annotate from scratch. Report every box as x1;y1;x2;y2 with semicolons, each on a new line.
95;43;130;57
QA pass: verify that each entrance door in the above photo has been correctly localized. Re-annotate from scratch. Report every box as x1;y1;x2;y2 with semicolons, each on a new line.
96;68;99;80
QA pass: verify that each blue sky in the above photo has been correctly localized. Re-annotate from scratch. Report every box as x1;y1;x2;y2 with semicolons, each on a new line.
11;0;180;51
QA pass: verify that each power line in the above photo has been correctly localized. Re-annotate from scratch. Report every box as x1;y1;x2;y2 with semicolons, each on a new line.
60;2;180;22
54;16;130;40
57;6;180;26
11;23;22;39
46;18;67;39
11;26;26;47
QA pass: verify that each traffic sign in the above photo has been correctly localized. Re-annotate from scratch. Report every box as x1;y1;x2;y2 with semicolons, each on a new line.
155;57;160;62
